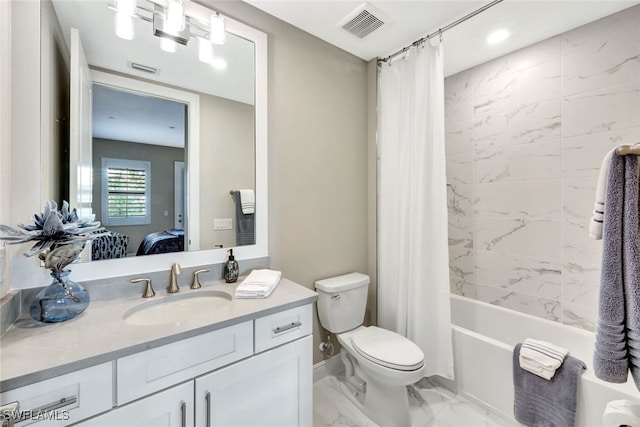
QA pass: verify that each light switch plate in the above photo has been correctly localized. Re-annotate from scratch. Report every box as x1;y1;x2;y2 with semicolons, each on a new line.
214;218;233;230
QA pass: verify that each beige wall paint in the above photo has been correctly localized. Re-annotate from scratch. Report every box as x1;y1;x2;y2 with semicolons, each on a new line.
199;94;255;250
203;0;371;363
367;60;378;328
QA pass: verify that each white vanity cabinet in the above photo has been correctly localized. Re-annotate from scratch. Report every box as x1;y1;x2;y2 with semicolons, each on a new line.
75;382;194;427
71;303;313;427
0;363;112;427
195;335;312;427
115;321;254;405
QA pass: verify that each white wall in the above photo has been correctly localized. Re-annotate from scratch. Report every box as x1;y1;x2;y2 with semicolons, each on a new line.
7;1;50;290
445;4;640;331
0;0;12;296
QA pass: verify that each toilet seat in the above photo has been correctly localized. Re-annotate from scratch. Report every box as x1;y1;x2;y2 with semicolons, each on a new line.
351;326;424;371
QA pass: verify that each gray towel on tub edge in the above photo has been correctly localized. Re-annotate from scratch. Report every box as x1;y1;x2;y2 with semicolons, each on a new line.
513;343;586;427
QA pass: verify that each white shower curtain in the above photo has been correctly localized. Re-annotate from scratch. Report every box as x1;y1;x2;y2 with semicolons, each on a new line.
378;42;454;380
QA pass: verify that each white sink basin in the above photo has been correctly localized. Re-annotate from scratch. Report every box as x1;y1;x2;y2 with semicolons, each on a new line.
123;290;233;326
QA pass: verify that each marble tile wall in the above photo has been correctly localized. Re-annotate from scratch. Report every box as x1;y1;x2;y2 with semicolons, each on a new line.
445;5;640;331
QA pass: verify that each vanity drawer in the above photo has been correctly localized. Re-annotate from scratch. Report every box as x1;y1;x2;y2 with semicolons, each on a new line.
116;321;253;405
0;362;112;427
254;304;312;353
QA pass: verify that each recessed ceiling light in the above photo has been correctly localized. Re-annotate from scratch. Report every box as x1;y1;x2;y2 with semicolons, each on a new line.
487;28;510;45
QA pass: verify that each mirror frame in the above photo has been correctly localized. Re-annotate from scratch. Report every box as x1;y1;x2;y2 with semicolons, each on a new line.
69;8;268;281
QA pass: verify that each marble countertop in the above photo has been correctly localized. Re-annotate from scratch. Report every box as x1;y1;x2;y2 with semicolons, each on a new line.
0;277;317;391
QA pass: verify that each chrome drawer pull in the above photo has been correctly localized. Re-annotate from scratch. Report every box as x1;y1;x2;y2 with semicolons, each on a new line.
16;396;77;424
180;401;186;427
205;392;211;427
273;321;302;334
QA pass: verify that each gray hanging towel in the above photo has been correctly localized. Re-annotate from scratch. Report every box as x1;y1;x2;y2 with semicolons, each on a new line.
593;153;630;383
234;191;255;246
513;343;586;427
621;154;640;388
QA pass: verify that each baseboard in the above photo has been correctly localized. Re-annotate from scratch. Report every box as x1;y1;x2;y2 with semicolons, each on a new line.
429;374;457;395
313;354;343;383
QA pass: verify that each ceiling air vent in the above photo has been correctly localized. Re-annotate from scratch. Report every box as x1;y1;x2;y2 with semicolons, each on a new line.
339;3;387;39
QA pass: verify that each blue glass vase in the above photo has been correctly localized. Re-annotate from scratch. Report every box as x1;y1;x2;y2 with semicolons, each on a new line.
29;270;90;323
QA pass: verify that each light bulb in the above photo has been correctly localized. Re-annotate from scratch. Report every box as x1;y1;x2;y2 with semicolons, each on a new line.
209;14;226;45
211;57;227;70
161;38;177;53
115;13;134;40
198;38;214;64
115;0;135;15
165;0;185;34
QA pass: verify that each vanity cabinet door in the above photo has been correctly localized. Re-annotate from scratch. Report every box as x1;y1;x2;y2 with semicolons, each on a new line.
195;335;312;427
76;381;193;427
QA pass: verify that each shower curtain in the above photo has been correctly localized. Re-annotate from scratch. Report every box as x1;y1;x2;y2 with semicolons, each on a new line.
378;41;454;380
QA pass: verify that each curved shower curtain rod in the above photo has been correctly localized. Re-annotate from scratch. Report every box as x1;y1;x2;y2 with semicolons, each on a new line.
377;0;504;66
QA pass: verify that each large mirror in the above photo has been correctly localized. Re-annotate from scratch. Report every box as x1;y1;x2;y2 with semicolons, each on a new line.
42;0;268;280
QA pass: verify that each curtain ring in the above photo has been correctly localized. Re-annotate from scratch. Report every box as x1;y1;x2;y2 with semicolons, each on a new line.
439;29;443;43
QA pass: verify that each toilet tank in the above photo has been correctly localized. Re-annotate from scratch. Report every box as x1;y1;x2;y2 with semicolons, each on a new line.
315;272;370;333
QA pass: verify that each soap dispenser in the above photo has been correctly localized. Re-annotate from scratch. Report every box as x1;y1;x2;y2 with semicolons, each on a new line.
223;249;239;283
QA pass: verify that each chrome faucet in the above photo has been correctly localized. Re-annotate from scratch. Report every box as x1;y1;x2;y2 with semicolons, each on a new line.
168;263;181;293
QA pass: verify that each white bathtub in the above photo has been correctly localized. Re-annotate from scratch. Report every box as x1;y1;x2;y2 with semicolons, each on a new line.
450;294;640;426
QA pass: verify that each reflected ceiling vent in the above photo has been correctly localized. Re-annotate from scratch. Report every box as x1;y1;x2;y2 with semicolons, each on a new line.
339;2;387;39
130;62;158;74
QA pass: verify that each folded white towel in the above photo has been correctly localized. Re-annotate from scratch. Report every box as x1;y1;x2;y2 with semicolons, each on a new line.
240;189;255;214
518;338;569;380
589;149;614;240
235;269;282;299
518;356;557;380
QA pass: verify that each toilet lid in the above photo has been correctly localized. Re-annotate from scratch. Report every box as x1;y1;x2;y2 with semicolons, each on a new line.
351;327;425;371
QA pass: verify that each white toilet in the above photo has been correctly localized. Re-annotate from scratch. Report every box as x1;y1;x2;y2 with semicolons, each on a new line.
315;272;425;427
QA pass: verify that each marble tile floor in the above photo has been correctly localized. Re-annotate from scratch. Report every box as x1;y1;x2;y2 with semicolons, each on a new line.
314;375;518;427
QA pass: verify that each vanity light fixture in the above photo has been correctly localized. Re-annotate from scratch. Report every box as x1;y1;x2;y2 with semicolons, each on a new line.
114;0;135;40
198;37;214;64
209;13;226;45
115;12;135;40
110;0;227;64
486;28;510;45
165;0;185;34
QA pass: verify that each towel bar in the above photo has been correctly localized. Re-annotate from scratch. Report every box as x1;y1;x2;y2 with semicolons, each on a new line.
616;142;640;156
